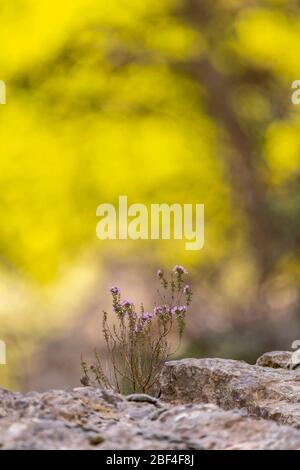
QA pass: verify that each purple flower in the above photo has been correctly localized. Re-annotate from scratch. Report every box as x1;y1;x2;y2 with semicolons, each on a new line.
120;300;132;309
110;286;120;295
154;305;165;315
142;312;153;322
154;305;171;315
171;305;187;315
173;265;188;275
157;269;164;279
154;306;163;315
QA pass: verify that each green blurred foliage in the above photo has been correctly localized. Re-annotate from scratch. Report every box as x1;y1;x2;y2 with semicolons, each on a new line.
1;0;300;388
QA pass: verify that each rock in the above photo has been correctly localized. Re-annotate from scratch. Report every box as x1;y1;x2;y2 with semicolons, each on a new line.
3;352;300;449
158;355;300;428
1;385;300;449
126;394;163;407
89;435;105;446
256;351;292;369
152;403;300;450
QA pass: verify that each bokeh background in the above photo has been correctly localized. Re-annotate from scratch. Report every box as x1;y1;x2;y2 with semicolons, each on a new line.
1;0;300;391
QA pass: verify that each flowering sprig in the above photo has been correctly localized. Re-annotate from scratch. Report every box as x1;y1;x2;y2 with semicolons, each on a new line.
183;285;192;305
81;266;192;394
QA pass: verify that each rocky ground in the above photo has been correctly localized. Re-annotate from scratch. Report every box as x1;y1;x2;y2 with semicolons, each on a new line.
1;351;300;449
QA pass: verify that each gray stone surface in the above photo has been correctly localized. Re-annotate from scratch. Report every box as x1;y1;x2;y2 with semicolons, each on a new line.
2;352;300;449
256;350;292;369
1;385;300;449
159;354;300;428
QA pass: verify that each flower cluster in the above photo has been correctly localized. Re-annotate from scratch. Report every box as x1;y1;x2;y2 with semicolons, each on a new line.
110;287;133;316
142;312;154;322
81;266;192;394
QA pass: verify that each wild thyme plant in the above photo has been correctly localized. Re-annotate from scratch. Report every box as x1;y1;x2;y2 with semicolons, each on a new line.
80;266;192;394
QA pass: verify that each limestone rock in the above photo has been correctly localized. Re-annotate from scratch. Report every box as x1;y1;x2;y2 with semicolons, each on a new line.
158;356;300;428
1;386;300;449
2;352;300;449
256;351;292;369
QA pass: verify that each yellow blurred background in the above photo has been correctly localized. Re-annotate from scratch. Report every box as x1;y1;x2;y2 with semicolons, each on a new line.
1;0;300;390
